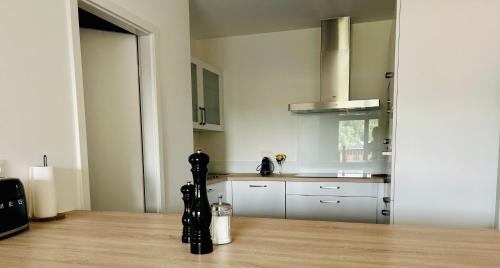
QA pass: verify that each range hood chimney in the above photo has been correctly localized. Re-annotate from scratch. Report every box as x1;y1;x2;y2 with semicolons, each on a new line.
288;17;380;113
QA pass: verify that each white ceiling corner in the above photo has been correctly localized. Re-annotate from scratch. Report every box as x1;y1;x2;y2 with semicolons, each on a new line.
190;0;396;39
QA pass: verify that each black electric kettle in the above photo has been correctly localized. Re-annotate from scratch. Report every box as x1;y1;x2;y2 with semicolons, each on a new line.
256;157;274;176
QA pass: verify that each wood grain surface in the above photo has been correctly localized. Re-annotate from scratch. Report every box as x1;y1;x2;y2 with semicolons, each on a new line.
0;211;499;267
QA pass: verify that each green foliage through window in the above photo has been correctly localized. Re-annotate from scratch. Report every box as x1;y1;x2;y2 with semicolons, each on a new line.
339;118;379;162
339;120;364;150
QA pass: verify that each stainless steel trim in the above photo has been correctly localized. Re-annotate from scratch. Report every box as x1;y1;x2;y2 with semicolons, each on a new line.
0;223;29;238
249;185;267;188
320;186;341;190
289;99;380;113
320;200;340;204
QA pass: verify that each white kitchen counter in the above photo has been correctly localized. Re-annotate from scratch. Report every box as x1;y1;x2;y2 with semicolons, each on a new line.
207;173;388;184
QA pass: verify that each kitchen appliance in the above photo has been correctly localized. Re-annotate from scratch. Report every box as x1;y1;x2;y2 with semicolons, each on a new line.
0;178;29;239
210;194;232;245
288;17;380;113
257;157;274;176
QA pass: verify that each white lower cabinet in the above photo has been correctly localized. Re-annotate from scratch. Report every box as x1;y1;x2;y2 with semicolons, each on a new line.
286;181;381;223
231;181;285;218
211;180;385;223
286;182;378;197
286;195;378;223
207;181;232;206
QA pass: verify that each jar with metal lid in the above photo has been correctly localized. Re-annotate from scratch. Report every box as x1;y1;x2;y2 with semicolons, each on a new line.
210;194;232;245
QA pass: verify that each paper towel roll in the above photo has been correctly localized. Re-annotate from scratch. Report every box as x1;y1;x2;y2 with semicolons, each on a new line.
29;166;57;218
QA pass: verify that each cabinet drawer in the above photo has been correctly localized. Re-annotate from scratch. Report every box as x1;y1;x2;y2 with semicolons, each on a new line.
232;181;285;218
286;182;378;197
286;195;377;223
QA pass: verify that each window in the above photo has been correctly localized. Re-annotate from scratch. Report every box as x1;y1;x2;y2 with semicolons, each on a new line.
339;118;379;162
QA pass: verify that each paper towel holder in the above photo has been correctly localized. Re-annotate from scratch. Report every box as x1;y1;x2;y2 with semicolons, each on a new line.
29;155;66;222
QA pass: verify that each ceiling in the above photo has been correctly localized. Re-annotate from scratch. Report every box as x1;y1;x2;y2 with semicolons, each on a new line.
190;0;396;39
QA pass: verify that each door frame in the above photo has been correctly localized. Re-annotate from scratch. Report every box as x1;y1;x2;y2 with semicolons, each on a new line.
495;135;500;229
66;0;165;212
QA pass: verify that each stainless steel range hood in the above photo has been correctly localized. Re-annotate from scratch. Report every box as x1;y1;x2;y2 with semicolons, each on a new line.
288;17;380;113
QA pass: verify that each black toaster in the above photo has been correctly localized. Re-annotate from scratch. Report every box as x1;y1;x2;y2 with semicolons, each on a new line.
0;178;29;238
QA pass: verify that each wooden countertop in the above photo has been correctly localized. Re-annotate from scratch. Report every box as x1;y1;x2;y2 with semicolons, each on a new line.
1;211;499;267
208;173;388;184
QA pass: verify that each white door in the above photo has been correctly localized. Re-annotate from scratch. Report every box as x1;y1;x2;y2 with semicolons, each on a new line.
80;28;144;212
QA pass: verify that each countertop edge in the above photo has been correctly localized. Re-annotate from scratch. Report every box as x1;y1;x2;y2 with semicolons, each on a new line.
207;174;388;184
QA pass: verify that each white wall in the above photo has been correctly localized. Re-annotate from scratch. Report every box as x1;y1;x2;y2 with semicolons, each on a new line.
193;28;319;173
0;0;79;212
193;20;394;173
0;0;193;213
393;0;500;228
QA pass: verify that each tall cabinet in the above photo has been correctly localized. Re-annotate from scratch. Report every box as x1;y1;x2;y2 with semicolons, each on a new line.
191;57;224;131
393;0;500;228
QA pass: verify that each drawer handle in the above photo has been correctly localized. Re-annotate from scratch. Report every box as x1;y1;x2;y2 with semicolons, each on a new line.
320;200;340;204
320;186;340;190
207;188;213;192
249;185;267;188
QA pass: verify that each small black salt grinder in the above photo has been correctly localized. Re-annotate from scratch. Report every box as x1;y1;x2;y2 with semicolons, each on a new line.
189;149;213;254
181;181;194;243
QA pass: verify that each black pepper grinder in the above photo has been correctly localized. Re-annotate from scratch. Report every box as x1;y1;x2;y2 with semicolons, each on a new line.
181;181;194;243
189;149;213;254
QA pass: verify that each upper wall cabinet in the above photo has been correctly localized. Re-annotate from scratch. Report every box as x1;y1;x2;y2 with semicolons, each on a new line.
191;57;224;131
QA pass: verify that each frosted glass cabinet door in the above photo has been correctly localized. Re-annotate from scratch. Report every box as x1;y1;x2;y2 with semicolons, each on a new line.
191;63;198;123
191;57;224;131
203;68;220;125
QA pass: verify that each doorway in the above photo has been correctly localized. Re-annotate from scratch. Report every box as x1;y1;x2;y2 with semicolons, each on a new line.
79;9;145;212
68;0;164;213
